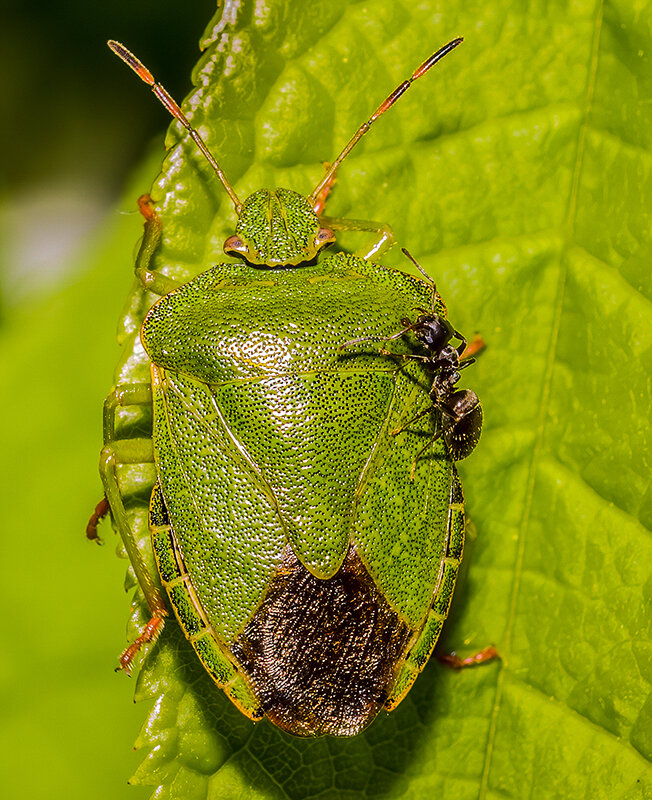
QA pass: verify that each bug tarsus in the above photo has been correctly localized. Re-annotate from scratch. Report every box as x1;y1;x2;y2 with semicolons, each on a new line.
86;496;110;545
117;614;167;675
437;645;499;669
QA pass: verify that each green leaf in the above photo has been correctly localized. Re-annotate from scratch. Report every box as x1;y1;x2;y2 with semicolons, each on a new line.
3;0;647;797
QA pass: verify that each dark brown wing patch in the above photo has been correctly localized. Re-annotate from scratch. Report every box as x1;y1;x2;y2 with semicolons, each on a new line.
231;545;411;737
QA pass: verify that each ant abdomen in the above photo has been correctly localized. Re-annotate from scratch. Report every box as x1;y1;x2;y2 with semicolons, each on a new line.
441;390;483;461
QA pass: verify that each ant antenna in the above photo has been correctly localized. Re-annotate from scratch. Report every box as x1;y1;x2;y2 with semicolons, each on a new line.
108;40;242;213
309;38;462;205
401;247;434;285
401;247;443;313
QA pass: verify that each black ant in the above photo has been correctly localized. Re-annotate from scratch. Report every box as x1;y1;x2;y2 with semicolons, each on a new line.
341;249;483;479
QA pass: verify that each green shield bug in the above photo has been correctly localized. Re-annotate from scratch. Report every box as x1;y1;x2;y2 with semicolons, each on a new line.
89;35;496;738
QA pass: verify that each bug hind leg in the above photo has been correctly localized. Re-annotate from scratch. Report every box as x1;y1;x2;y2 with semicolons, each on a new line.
437;646;499;669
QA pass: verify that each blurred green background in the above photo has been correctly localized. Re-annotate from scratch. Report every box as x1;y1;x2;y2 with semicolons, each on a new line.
0;2;213;798
1;0;214;306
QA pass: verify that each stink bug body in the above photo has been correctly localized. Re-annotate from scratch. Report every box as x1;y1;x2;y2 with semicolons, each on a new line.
90;35;487;737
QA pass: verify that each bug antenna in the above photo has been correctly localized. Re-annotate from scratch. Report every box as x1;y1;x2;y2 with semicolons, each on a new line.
309;37;462;205
108;40;242;212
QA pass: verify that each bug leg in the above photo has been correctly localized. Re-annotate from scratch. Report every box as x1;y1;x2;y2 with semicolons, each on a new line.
88;383;157;544
312;162;337;215
103;383;153;442
86;496;110;544
117;616;166;674
100;381;168;672
437;645;499;669
99;437;168;672
134;195;182;296
319;214;395;260
461;334;485;361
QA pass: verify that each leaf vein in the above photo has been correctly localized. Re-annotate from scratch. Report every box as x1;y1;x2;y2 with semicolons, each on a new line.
478;2;606;797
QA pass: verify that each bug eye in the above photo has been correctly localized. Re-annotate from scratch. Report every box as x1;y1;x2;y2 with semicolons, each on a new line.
223;234;249;257
315;227;335;247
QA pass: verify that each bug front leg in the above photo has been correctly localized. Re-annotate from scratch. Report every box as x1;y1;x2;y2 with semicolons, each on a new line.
134;195;181;296
319;214;395;260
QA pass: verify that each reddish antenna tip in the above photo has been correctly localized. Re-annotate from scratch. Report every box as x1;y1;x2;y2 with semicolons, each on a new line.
412;37;464;79
108;40;155;86
310;36;464;204
107;38;242;211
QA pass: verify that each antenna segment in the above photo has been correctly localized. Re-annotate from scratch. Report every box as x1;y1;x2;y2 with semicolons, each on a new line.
108;40;242;212
309;38;462;205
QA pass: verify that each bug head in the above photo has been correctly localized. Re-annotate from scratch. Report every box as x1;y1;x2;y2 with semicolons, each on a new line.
223;189;335;268
108;38;462;268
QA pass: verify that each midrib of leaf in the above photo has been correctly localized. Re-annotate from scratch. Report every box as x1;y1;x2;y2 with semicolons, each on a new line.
478;2;606;796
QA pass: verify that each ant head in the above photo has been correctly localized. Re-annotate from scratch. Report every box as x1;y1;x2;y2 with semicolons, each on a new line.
414;314;456;354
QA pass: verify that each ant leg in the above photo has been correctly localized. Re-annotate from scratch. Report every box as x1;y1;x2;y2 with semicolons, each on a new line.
409;429;443;481
457;358;476;372
391;406;432;436
379;349;430;363
339;320;419;351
